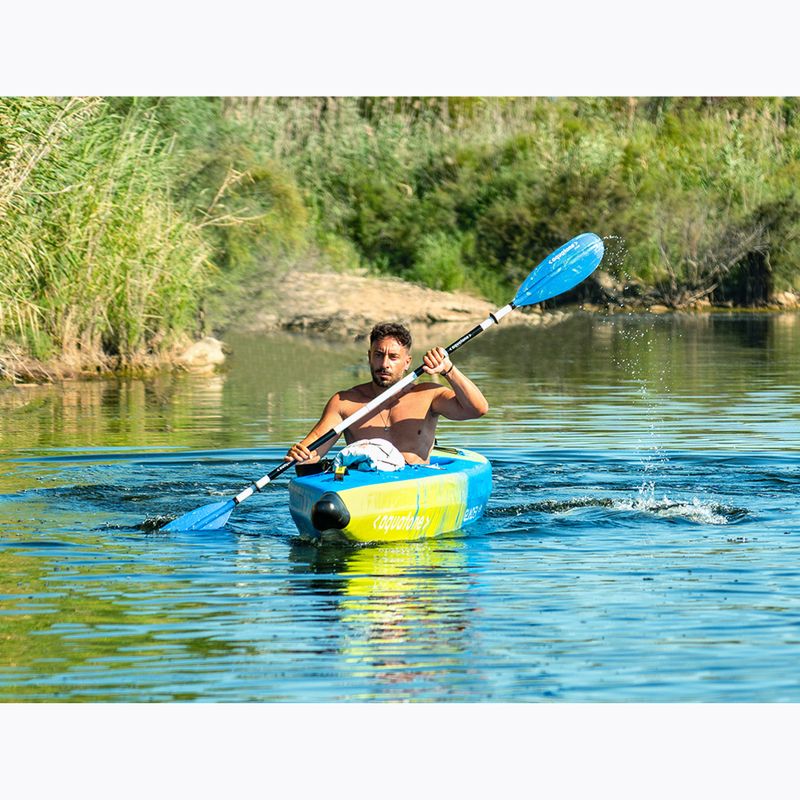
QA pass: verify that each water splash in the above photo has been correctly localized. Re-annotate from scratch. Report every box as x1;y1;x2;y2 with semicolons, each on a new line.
489;494;746;525
600;234;632;311
600;234;628;273
140;515;173;532
603;281;681;515
613;492;745;525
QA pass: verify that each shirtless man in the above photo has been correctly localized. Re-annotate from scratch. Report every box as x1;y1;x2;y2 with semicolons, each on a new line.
285;322;489;467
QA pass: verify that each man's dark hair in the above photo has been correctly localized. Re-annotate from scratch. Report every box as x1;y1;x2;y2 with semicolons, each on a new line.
369;322;412;350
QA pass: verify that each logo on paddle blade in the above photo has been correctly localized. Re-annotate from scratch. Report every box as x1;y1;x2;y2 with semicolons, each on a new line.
548;240;580;265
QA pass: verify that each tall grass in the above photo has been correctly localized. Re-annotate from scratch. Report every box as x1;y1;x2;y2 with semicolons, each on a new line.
0;97;211;368
3;97;800;377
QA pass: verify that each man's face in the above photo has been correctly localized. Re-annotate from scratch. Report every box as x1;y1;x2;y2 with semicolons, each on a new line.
368;336;411;388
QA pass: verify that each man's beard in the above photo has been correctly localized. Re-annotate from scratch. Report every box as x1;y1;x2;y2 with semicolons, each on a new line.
372;370;396;388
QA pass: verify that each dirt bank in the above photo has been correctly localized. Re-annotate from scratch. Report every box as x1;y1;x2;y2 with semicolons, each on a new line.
235;268;569;340
236;266;800;340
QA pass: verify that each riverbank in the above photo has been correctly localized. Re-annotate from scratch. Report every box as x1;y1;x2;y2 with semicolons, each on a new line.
0;336;226;385
2;265;543;384
239;266;571;339
2;266;798;385
235;263;800;337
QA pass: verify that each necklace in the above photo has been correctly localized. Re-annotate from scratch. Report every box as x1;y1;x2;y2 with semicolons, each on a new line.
379;396;394;431
372;387;392;431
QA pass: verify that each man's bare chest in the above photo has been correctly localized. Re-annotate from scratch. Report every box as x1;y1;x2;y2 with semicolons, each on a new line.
340;392;436;429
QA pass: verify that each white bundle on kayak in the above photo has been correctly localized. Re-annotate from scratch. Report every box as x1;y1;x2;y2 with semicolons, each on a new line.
333;438;407;472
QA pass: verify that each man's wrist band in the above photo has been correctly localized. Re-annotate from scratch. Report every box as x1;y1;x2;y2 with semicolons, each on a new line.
442;365;453;377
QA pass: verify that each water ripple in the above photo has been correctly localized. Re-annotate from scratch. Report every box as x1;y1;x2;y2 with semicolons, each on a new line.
2;317;800;701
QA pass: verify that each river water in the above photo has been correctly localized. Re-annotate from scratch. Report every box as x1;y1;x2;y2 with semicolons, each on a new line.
1;312;799;702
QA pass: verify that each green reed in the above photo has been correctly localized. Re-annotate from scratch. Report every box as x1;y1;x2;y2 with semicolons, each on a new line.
0;97;211;369
3;97;800;377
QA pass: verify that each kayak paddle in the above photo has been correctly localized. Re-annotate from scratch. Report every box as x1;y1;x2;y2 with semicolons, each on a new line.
160;231;605;532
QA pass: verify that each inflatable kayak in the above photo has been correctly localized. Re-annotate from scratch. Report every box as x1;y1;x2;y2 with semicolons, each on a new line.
288;446;492;543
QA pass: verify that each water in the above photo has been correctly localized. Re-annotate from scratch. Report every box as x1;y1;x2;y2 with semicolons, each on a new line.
1;312;799;701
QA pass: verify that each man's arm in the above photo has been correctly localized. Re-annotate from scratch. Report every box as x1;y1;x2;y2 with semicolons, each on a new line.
423;347;489;420
284;394;344;463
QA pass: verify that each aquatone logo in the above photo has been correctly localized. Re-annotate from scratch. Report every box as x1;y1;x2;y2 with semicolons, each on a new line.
373;513;431;533
548;239;580;265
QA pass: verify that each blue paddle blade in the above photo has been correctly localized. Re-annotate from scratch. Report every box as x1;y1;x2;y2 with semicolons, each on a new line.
513;232;604;308
161;499;235;532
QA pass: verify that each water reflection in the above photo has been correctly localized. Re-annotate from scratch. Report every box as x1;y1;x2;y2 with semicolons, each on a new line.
290;538;473;700
2;313;799;456
0;373;228;452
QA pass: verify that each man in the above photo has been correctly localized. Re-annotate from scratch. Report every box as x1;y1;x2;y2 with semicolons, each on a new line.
285;322;489;467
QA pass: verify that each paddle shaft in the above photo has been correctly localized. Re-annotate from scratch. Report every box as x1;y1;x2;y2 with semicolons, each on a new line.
231;301;516;506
